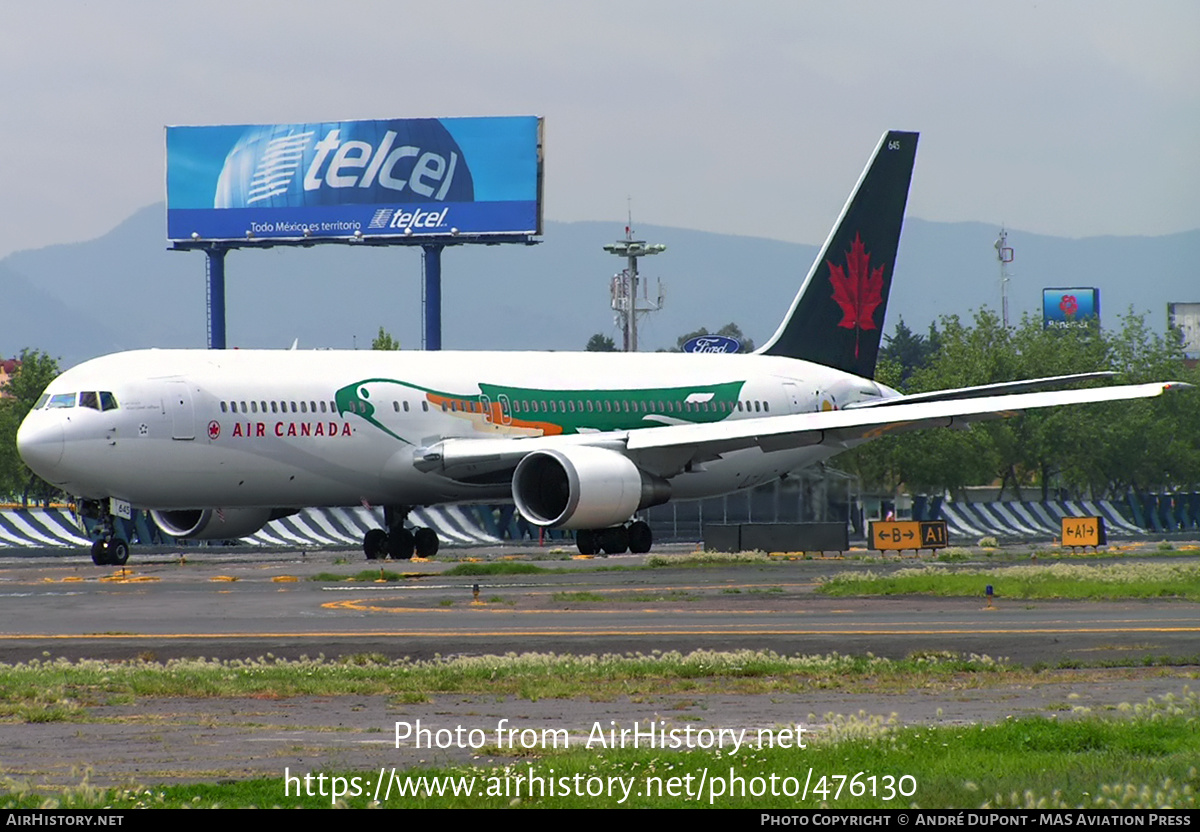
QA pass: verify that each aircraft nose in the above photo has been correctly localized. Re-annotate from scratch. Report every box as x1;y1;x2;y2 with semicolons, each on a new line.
16;417;64;478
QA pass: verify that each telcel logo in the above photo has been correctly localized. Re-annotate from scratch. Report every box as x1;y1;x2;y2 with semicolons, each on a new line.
303;129;459;199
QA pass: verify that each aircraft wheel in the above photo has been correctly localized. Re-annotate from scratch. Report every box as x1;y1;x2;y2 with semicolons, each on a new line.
363;529;387;561
388;528;415;560
600;525;629;556
109;538;130;566
413;527;439;559
575;529;597;556
627;521;653;554
91;540;110;566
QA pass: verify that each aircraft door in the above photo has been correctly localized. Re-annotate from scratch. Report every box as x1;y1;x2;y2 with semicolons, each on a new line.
496;394;513;425
781;382;806;414
167;381;195;440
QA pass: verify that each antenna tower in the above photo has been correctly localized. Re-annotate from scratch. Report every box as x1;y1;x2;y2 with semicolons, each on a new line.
995;227;1014;328
604;206;665;351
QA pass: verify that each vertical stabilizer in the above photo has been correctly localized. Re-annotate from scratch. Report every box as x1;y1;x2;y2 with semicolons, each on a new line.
758;131;918;377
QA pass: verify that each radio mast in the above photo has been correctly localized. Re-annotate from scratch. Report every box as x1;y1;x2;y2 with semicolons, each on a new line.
604;209;665;351
995;227;1014;328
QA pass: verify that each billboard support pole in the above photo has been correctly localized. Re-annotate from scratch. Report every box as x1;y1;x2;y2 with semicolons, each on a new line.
206;246;227;350
422;244;443;351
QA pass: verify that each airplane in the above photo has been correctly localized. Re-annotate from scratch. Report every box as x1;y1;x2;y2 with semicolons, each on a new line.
15;130;1189;566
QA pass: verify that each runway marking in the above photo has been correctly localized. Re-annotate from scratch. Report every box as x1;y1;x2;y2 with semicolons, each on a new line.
2;625;1198;641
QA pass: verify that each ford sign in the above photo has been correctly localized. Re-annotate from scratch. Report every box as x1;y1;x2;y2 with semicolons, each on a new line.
683;335;741;354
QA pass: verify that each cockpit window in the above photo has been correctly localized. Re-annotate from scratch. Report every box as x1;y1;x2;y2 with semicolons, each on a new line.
34;394;50;409
47;393;76;409
80;391;100;410
99;392;118;411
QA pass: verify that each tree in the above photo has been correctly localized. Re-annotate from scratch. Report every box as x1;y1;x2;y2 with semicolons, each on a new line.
842;306;1200;500
372;327;400;351
0;349;64;505
585;333;617;352
878;318;940;388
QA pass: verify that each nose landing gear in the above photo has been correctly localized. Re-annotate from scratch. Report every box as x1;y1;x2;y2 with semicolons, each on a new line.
79;499;130;566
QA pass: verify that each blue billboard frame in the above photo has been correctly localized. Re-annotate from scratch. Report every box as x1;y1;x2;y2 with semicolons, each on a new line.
1042;287;1100;330
166;116;543;244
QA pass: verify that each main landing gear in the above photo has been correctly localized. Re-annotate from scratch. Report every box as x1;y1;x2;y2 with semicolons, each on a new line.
363;506;440;561
79;499;130;566
575;520;653;556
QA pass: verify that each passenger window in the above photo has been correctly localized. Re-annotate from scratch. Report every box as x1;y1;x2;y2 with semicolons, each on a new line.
403;401;410;412
422;401;429;412
240;402;247;413
300;401;307;413
271;401;278;413
764;402;770;412
320;401;327;413
220;402;228;413
251;401;258;413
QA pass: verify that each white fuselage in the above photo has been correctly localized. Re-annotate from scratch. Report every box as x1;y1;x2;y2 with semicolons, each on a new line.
17;348;891;511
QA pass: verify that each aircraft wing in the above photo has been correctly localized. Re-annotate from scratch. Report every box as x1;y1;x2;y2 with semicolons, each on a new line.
419;380;1189;479
842;372;1116;409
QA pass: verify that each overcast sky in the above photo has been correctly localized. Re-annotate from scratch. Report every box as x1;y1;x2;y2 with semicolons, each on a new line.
1;1;1196;262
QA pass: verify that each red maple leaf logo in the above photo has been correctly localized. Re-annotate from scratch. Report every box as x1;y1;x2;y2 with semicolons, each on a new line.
828;233;886;357
207;420;221;440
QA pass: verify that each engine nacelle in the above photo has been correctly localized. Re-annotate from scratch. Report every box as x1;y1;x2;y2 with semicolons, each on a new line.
150;508;275;540
512;447;670;529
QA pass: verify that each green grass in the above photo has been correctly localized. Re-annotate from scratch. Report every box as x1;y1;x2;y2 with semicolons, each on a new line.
647;551;770;567
819;562;1200;601
442;562;556;576
310;569;409;582
552;591;608;602
0;651;1018;719
5;691;1197;809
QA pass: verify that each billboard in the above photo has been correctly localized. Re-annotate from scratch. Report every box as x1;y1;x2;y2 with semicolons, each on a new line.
1168;302;1200;357
1043;287;1100;330
166;116;542;243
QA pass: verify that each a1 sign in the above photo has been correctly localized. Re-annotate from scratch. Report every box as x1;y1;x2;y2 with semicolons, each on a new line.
1062;516;1106;548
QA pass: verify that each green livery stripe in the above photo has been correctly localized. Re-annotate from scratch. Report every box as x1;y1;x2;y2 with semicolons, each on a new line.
335;378;747;441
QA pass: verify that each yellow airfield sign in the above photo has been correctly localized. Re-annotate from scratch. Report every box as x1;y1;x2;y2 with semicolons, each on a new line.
1061;516;1106;548
870;520;949;552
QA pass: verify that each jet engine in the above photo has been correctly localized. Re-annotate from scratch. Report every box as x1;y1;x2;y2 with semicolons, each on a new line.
150;508;276;540
512;447;670;529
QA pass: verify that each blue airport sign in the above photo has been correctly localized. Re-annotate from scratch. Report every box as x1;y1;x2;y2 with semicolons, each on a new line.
683;335;741;354
166;116;542;243
1043;287;1100;330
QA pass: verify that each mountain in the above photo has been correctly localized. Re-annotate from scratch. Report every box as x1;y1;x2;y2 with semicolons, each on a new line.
1;203;1196;368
